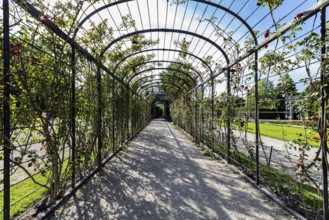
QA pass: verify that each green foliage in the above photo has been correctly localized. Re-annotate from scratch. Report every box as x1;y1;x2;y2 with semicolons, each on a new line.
259;51;292;74
174;38;191;59
160;63;195;96
258;0;284;9
171;0;188;5
275;74;298;97
248;79;276;109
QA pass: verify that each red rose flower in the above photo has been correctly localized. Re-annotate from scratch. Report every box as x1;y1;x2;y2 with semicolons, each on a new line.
264;29;270;38
43;14;52;20
294;13;303;20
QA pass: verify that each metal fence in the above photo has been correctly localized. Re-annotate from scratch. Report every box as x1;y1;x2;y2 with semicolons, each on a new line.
171;3;329;219
1;1;151;219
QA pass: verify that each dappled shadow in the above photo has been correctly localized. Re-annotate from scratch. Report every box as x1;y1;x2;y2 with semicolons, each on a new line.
50;120;291;220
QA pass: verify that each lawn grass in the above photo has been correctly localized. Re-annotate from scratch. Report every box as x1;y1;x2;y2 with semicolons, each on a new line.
242;122;321;147
0;158;74;219
0;146;112;219
0;172;48;219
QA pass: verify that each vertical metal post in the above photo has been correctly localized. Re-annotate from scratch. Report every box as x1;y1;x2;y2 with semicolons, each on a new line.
119;87;122;144
3;0;11;219
183;96;186;130
112;78;115;153
226;69;231;164
254;51;260;185
320;5;328;219
134;96;137;133
131;95;134;133
121;89;124;141
121;88;124;144
127;90;130;139
195;88;198;142
201;85;205;143
71;47;76;187
97;65;102;169
211;76;215;150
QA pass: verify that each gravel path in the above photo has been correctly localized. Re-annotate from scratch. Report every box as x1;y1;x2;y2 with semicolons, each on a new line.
48;119;293;220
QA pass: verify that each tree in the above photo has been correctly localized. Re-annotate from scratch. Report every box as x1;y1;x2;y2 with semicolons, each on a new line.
274;74;298;110
258;79;276;109
300;81;321;119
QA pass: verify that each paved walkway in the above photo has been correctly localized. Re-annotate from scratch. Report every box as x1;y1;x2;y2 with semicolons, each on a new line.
49;119;293;220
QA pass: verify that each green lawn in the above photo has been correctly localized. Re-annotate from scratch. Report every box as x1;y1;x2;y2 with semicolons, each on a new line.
0;172;48;219
242;122;321;147
0;158;74;219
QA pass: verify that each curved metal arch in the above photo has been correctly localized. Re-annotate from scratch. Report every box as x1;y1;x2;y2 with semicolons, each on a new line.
131;74;194;95
114;48;212;78
139;86;176;98
125;60;203;81
73;0;257;45
128;67;197;86
132;74;195;90
153;93;175;102
138;80;187;93
139;82;185;98
136;78;192;94
101;29;229;62
72;0;135;39
70;0;260;105
72;0;257;94
138;79;190;93
192;0;258;44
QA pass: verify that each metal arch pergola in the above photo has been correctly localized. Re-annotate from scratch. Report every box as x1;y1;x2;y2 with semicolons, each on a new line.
113;48;214;77
3;0;329;219
132;74;196;92
123;60;204;81
99;28;231;102
128;67;197;85
72;0;251;92
137;81;188;96
98;28;231;121
133;77;196;99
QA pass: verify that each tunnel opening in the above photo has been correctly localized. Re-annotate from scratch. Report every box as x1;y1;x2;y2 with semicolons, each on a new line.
151;99;171;121
154;103;164;118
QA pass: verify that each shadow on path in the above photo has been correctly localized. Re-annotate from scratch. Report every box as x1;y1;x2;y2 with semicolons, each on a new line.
49;119;292;220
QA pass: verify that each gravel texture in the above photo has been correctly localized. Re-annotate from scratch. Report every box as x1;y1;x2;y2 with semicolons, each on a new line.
48;119;294;220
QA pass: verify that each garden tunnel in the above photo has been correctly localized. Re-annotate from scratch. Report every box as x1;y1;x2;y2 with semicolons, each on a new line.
1;0;329;219
151;97;171;120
